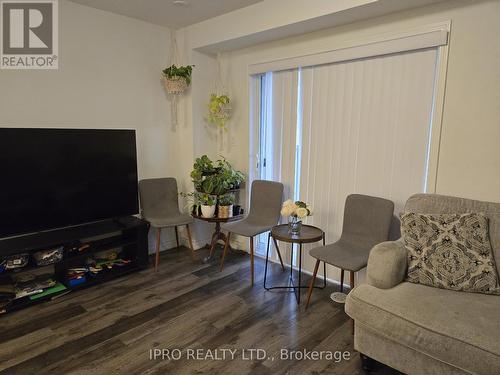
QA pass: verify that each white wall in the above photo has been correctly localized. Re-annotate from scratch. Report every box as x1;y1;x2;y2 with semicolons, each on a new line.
0;0;181;252
0;0;173;179
179;0;500;283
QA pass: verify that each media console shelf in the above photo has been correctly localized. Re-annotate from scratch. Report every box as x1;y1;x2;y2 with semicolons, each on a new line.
0;216;149;314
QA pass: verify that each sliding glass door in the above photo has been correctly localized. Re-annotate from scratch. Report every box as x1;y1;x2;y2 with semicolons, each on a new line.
251;47;440;269
254;70;301;256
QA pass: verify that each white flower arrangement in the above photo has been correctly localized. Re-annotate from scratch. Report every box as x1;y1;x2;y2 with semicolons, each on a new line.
281;199;313;219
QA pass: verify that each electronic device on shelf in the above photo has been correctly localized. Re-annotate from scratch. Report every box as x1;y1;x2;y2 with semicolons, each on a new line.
0;128;149;315
0;128;139;239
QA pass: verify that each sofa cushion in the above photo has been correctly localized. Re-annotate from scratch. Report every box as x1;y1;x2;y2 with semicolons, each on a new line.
345;282;500;374
405;194;500;278
401;212;500;295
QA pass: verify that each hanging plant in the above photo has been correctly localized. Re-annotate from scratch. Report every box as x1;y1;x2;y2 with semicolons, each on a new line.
206;93;231;130
162;64;194;94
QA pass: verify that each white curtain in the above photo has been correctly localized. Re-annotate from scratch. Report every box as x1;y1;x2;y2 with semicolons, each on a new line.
298;48;439;279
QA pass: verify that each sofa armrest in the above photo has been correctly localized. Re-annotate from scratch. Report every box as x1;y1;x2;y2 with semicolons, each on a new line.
366;240;407;289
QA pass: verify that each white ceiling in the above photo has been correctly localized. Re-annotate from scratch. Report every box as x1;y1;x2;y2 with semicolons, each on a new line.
68;0;264;29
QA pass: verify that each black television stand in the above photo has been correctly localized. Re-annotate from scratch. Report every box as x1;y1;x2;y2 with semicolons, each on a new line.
0;216;150;314
112;217;132;229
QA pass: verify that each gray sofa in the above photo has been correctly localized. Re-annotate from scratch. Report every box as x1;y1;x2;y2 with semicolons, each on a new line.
345;194;500;374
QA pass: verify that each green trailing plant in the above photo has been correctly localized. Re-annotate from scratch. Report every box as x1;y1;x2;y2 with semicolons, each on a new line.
206;93;231;129
189;155;245;195
218;193;235;206
192;155;216;175
162;64;194;85
198;193;216;206
190;155;217;192
213;157;245;190
179;191;217;212
233;171;245;187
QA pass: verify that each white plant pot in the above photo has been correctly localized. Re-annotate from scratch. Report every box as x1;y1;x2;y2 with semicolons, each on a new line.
201;205;216;218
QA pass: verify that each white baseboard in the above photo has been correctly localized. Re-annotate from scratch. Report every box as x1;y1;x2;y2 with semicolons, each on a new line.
147;229;212;254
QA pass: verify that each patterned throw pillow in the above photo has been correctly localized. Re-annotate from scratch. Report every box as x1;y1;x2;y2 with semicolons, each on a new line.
401;212;500;295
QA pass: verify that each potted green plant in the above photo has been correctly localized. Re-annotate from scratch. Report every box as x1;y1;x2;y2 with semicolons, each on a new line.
199;193;217;218
162;64;194;94
228;169;245;190
218;193;235;219
206;93;231;130
190;155;245;196
190;155;217;193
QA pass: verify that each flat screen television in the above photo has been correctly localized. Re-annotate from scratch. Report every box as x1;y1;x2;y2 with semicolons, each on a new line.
0;128;139;238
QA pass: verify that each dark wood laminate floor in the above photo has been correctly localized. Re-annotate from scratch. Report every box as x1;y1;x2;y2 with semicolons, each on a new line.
0;246;401;375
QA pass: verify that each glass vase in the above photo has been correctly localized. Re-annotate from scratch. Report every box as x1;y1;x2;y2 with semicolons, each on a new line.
288;216;302;235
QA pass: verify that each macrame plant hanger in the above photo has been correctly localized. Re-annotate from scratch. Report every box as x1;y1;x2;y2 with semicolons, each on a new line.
165;33;183;130
214;53;231;151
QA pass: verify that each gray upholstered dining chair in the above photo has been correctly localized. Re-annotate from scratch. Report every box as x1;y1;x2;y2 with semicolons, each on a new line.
220;180;285;286
305;194;394;309
139;178;196;272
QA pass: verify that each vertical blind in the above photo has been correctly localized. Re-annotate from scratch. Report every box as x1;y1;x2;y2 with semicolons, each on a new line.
255;48;439;276
298;49;438;275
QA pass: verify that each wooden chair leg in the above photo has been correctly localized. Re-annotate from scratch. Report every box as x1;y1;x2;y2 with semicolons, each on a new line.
250;236;255;286
306;259;320;310
155;228;162;272
208;232;218;259
185;224;196;261
220;232;231;272
340;269;345;293
174;226;180;248
272;237;285;271
350;270;355;335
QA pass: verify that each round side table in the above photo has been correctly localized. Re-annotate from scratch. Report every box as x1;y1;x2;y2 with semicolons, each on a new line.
192;214;244;262
265;224;327;304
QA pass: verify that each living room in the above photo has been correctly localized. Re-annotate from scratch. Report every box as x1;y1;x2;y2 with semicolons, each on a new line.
0;0;499;374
